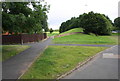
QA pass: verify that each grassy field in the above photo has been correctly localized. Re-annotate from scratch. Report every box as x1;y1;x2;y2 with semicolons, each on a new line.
60;28;83;35
52;28;118;45
46;32;59;37
21;46;107;79
2;45;30;61
53;33;118;45
112;33;120;36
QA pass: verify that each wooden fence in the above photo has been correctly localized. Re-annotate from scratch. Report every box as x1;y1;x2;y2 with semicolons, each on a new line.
2;33;47;44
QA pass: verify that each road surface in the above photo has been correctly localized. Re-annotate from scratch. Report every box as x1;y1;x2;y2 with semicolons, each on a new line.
63;45;119;79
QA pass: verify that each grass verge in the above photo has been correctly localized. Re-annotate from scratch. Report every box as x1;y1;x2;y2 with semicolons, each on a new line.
2;45;30;61
53;33;118;45
21;46;107;79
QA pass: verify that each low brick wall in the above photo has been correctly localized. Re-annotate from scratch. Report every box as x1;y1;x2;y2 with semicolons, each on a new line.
2;33;47;44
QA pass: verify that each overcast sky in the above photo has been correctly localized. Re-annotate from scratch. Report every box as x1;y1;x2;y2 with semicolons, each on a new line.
45;0;120;29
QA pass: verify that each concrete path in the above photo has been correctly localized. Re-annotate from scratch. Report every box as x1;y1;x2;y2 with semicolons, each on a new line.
63;45;119;79
2;37;52;79
49;44;114;47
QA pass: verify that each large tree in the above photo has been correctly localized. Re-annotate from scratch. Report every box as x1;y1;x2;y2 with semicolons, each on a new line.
59;11;113;35
59;17;79;33
79;12;113;35
2;1;50;34
114;17;120;29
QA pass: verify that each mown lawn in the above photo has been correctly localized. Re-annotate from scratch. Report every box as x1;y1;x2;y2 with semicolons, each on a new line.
2;45;30;61
47;32;59;37
112;33;120;36
60;28;83;35
21;46;108;79
53;33;118;45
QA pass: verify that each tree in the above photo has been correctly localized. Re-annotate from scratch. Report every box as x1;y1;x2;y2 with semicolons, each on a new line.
79;11;113;35
59;11;113;35
2;2;32;34
2;1;50;34
31;2;50;33
103;14;113;25
114;17;120;29
59;17;80;33
49;28;53;34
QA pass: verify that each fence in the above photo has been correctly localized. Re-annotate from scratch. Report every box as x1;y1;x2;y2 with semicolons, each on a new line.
2;33;47;44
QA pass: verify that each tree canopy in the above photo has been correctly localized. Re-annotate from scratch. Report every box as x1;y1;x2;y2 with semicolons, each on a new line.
114;17;120;29
49;28;53;34
2;1;50;34
79;12;113;35
59;11;113;35
59;17;79;33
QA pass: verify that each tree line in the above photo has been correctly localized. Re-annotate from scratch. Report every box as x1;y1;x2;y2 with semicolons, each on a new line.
2;1;50;34
59;11;120;35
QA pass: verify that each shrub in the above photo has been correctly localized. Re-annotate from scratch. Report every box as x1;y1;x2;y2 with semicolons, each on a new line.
80;12;113;35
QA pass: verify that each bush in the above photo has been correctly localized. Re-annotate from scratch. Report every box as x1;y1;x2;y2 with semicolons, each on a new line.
49;28;53;34
114;17;120;30
59;17;80;33
80;12;113;35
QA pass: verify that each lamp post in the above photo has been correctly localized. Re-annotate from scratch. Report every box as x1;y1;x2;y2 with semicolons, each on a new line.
84;0;88;13
118;1;120;17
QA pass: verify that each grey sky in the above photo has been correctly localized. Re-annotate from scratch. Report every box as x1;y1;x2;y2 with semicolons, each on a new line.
46;0;119;29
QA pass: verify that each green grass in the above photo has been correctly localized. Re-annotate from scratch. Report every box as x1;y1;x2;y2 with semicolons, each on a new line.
60;28;83;35
21;46;107;79
46;32;59;37
0;46;2;61
2;45;30;61
46;28;83;37
53;33;118;45
112;33;120;36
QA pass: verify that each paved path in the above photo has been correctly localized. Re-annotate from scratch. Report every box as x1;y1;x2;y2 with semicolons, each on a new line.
49;44;114;47
2;37;52;79
63;45;119;79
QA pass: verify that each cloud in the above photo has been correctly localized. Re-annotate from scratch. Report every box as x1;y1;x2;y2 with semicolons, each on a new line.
46;0;119;29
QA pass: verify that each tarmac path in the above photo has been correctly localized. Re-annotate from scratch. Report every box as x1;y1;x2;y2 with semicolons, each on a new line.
49;44;114;47
63;45;119;79
2;37;52;79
